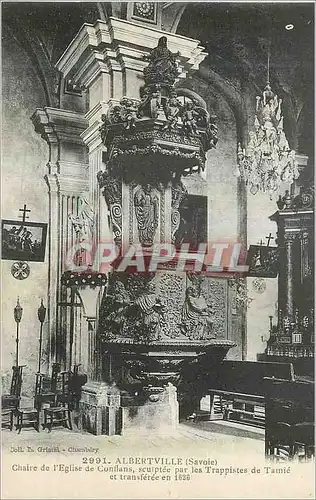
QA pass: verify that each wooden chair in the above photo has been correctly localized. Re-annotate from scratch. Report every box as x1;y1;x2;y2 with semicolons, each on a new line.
15;368;54;433
292;422;314;460
69;364;87;411
34;373;56;410
34;363;61;410
42;371;73;432
266;421;294;459
42;404;72;432
56;371;73;406
15;406;40;433
2;366;24;430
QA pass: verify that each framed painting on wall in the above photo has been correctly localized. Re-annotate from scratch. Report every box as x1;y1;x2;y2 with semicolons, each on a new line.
246;244;279;278
1;219;48;262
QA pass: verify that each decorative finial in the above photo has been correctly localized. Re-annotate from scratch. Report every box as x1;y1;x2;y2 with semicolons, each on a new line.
14;298;23;323
37;299;46;324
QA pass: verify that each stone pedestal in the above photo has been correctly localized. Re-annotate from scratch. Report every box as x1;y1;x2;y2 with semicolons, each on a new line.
79;381;179;436
79;382;121;436
121;384;179;435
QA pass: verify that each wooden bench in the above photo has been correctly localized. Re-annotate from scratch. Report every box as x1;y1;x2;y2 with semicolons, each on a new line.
197;360;295;426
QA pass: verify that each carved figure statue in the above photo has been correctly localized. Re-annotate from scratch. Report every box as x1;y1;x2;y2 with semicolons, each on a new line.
206;114;218;148
99;280;132;339
143;36;179;87
99;278;166;342
163;97;182;130
134;184;159;247
106;281;132;330
134;287;166;342
100;114;108;142
181;286;213;340
120;97;138;129
68;196;94;268
181;102;199;136
138;85;162;119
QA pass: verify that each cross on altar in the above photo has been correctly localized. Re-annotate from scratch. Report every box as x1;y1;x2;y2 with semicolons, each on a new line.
266;233;274;246
18;204;31;222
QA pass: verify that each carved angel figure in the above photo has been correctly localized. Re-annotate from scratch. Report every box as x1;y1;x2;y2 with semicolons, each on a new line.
181;102;200;136
134;184;159;247
162;97;182;129
120;97;138;129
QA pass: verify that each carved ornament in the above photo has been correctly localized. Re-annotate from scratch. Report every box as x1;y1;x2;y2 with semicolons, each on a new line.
99;37;218;182
97;170;122;246
171;180;188;243
277;185;314;211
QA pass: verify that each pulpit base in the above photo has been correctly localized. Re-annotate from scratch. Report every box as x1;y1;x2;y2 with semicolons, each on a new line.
78;382;121;436
120;383;179;436
78;382;179;436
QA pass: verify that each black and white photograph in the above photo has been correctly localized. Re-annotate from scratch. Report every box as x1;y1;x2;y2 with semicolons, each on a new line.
1;2;314;500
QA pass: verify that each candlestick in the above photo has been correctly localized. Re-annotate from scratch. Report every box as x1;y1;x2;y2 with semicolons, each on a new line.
37;300;46;373
269;315;273;333
14;298;23;367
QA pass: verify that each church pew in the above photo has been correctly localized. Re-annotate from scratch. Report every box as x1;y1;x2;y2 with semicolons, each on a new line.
263;376;314;458
202;360;295;425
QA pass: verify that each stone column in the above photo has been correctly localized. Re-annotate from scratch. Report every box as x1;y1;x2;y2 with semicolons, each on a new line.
32;108;88;367
86;317;97;379
284;232;297;319
44;174;60;365
300;231;310;283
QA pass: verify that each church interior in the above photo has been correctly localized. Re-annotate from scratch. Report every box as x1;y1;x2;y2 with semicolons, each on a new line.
1;1;314;463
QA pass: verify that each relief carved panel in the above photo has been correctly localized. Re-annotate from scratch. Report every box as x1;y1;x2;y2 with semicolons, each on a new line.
99;272;230;343
199;276;228;339
157;273;186;339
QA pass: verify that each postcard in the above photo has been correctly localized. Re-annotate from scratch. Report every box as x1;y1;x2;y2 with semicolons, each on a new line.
1;2;314;499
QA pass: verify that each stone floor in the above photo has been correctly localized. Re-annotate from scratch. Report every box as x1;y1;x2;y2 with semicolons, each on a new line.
2;418;264;448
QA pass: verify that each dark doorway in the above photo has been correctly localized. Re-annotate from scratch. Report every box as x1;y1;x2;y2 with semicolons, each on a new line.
174;194;207;250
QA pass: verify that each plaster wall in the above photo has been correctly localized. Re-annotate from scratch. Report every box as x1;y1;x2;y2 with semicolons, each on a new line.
2;29;49;396
246;192;279;360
